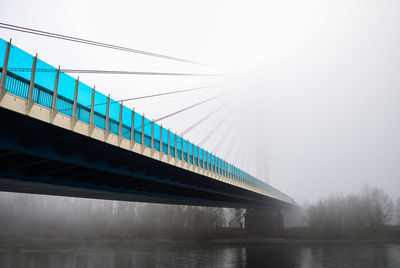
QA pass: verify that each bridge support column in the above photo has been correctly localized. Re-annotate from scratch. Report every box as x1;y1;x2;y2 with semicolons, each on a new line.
244;208;284;233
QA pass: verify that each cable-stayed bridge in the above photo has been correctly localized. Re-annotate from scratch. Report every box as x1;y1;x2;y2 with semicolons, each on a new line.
0;37;294;232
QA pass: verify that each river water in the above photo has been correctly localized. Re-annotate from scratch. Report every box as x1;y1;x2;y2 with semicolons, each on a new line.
0;240;399;267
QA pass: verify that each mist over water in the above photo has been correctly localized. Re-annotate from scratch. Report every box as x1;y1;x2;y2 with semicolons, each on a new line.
1;241;400;268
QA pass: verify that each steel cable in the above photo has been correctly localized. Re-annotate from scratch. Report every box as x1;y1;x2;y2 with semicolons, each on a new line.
0;22;212;66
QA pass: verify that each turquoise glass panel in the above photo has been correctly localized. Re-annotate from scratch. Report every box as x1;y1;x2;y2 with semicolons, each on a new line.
170;133;176;157
193;145;198;166
109;99;120;135
76;82;92;123
0;40;5;89
189;142;193;164
56;71;75;116
176;136;182;159
134;112;142;144
34;58;56;108
162;128;168;154
154;123;161;151
144;118;151;147
0;39;6;69
199;148;203;168
183;139;188;161
121;106;132;139
6;43;33;99
93;92;107;129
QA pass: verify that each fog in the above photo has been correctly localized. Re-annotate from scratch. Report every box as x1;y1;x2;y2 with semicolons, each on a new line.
1;0;400;204
0;192;239;238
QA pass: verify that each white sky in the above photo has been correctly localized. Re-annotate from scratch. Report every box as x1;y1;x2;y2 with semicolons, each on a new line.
1;0;400;203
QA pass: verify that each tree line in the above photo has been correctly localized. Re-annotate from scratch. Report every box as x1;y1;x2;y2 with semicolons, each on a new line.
0;192;235;239
306;186;400;238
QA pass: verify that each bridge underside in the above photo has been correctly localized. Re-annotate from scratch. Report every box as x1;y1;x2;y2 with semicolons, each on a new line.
0;107;291;209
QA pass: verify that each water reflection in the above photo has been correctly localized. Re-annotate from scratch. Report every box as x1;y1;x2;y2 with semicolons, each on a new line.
0;241;399;267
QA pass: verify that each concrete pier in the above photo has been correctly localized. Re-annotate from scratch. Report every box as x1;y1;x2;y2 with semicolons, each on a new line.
244;208;284;233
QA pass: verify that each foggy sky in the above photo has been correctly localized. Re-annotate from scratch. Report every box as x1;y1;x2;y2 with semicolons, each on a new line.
1;0;399;203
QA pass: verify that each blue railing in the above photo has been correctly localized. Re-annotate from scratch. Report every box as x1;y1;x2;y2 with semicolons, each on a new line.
0;38;294;204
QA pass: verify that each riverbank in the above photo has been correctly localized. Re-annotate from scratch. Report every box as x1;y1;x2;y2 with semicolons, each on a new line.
1;226;399;245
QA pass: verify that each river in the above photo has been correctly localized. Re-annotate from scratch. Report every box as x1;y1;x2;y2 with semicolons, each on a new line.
0;240;399;267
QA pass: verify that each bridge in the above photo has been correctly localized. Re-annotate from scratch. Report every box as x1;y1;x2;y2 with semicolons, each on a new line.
0;38;294;232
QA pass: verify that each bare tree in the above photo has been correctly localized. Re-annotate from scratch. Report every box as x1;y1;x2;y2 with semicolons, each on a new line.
306;186;394;237
396;198;400;225
360;185;394;230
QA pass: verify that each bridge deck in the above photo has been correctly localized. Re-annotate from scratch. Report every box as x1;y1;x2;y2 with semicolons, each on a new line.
0;38;294;208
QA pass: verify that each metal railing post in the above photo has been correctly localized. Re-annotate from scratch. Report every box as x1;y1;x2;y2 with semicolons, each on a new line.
167;129;170;155
89;86;95;125
202;148;205;169
118;101;123;136
215;156;217;174
105;94;110;131
28;54;38;101
192;143;195;166
141;114;145;145
197;144;200;167
151;120;154;149
187;139;190;164
160;124;163;153
72;77;79;118
175;132;177;158
181;135;184;161
0;39;11;91
209;152;211;171
130;108;135;141
51;66;60;110
206;151;209;170
212;155;214;172
217;156;219;174
26;53;38;114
